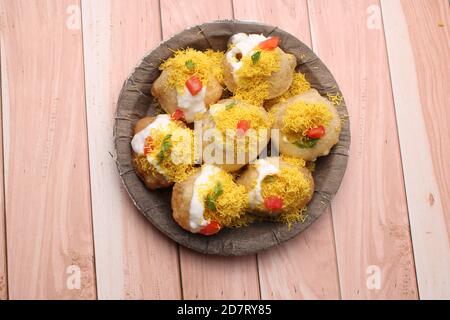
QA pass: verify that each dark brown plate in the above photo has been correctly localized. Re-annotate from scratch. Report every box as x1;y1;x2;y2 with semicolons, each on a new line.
114;20;350;255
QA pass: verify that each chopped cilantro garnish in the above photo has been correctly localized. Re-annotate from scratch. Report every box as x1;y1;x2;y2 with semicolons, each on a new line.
251;51;261;64
225;102;236;110
206;194;217;212
185;59;196;70
205;181;223;212
294;138;319;149
157;134;172;163
214;181;223;197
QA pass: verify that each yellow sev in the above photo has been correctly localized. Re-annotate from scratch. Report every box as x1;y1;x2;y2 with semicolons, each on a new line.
234;49;281;106
281;100;333;138
198;170;250;228
280;154;306;168
211;102;272;156
144;121;197;182
160;48;225;92
212;102;271;133
261;164;312;226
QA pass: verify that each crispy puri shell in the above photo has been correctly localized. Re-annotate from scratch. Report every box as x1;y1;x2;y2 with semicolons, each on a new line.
171;170;200;232
151;69;223;122
270;89;341;161
237;157;314;217
201;98;271;172
132;117;173;190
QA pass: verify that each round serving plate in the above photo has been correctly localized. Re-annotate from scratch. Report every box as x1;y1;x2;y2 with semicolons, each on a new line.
114;20;350;255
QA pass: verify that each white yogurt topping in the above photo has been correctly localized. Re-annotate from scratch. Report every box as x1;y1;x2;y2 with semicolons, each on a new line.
188;165;222;232
176;85;207;123
248;159;279;209
131;114;171;154
226;33;268;78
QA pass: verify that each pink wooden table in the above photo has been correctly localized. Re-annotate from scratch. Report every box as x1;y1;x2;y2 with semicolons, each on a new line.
0;0;449;300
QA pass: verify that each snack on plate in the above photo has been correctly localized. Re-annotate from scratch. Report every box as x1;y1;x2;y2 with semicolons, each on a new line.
237;157;314;223
172;165;249;235
269;89;341;161
201;98;271;172
129;28;344;239
131;114;197;189
223;33;296;106
151;48;224;123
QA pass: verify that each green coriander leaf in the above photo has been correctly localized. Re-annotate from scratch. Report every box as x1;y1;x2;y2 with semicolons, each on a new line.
265;176;275;183
185;59;196;70
251;51;261;64
206;194;217;212
157;150;165;163
225;102;236;110
161;134;172;151
294;138;319;149
157;134;172;163
214;181;223;198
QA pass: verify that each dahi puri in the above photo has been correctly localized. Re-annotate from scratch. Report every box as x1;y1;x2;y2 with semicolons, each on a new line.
201;98;271;172
237;157;314;218
151;48;224;123
131;114;197;190
172;164;249;235
269;89;341;161
223;33;296;106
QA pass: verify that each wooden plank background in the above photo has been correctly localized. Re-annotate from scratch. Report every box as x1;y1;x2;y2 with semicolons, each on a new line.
0;0;449;299
1;0;96;299
160;0;261;300
81;0;181;300
309;0;418;299
381;0;450;299
233;0;341;300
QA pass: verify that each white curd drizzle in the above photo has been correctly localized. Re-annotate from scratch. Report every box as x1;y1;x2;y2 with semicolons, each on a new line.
188;165;221;232
248;159;279;209
226;33;268;79
176;85;207;122
131;114;171;154
131;114;171;177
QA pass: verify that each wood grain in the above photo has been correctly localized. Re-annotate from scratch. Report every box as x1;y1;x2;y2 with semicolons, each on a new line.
160;0;260;299
381;0;450;299
233;0;341;300
0;0;96;299
308;0;418;299
160;0;233;38
81;0;181;299
0;43;7;300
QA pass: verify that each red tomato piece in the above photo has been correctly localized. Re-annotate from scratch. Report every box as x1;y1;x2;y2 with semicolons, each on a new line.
264;196;283;212
259;36;280;50
236;119;251;135
143;136;154;156
185;76;203;96
306;125;325;139
199;220;221;236
171;108;185;121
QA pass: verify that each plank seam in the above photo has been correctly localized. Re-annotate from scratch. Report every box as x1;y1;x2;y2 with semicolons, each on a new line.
158;0;184;300
157;0;164;42
306;0;342;300
380;0;450;299
177;246;185;300
378;0;420;299
231;0;236;19
79;0;99;300
0;29;9;300
255;254;262;300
